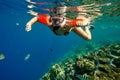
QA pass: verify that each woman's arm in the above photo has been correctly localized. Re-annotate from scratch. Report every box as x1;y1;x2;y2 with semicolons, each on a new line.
73;27;91;40
72;15;92;40
25;16;38;32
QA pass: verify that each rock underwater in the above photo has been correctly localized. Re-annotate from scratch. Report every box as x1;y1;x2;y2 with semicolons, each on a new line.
40;44;120;80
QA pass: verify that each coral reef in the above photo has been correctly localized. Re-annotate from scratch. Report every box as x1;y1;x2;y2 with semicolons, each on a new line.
40;44;120;80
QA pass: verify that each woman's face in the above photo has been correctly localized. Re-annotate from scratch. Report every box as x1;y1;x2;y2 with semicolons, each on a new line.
52;17;64;25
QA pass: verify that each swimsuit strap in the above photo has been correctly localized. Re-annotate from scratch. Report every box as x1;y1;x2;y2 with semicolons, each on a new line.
60;17;66;27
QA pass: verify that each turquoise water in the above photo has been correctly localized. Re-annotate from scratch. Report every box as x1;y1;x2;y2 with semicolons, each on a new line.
0;0;120;80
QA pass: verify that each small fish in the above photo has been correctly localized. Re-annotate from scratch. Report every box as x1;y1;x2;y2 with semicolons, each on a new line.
24;54;30;61
50;48;53;52
0;53;5;60
16;22;19;26
75;74;89;80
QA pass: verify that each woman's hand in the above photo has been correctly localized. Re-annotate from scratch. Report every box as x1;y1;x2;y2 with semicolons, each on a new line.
76;16;90;27
76;19;90;27
25;23;32;32
76;21;84;26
